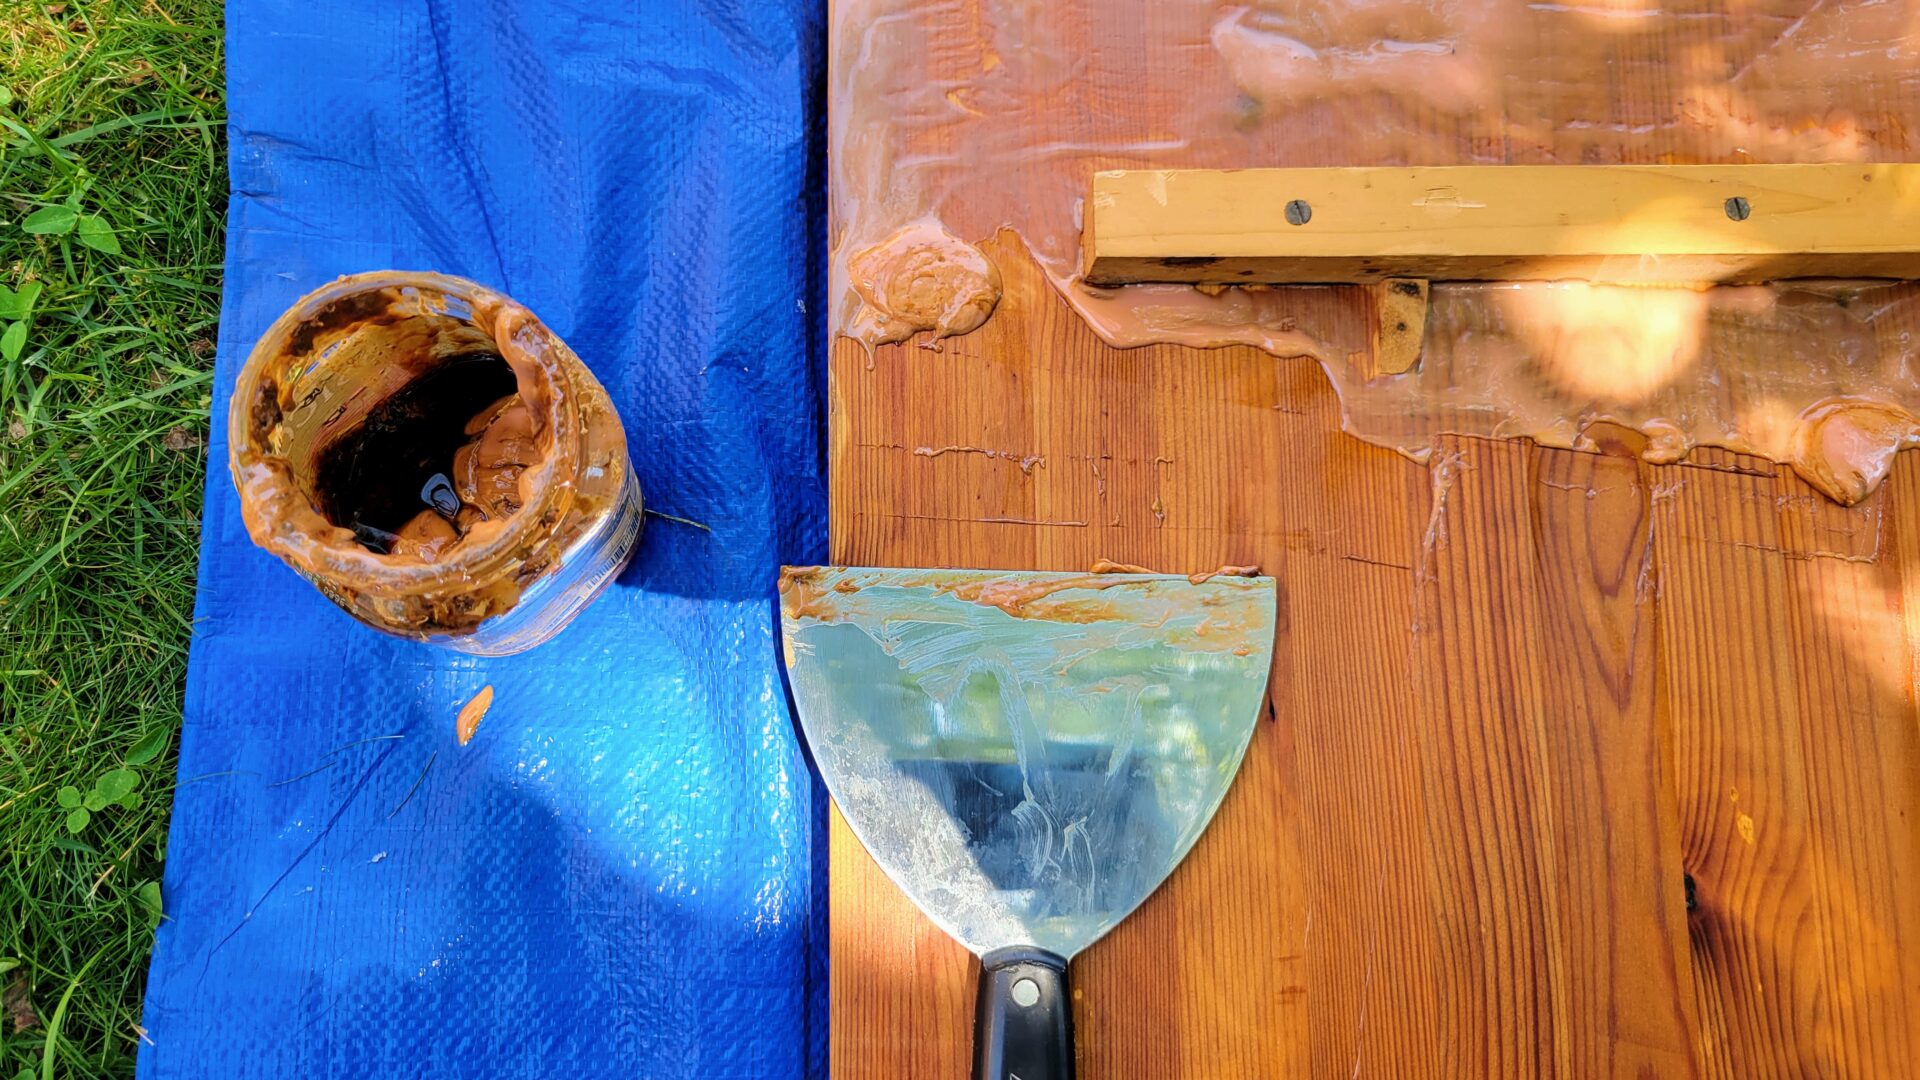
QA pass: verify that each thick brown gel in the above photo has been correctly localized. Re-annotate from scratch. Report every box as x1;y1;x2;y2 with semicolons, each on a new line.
391;510;460;561
1330;279;1920;504
848;221;1002;344
1188;565;1261;586
832;0;1920;503
942;573;1130;616
780;566;1133;620
456;684;494;746
453;394;538;524
778;566;842;623
382;392;535;561
231;273;632;640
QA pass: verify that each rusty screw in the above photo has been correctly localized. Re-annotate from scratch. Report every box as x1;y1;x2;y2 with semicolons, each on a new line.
1724;196;1751;221
1284;199;1312;226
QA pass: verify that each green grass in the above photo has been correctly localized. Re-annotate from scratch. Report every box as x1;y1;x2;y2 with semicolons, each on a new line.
0;1;225;1076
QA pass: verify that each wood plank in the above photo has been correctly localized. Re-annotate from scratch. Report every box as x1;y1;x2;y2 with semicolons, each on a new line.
1650;449;1920;1079
829;234;1920;1076
829;5;1920;1071
1268;356;1439;1080
828;810;974;1079
831;237;1398;1078
1400;432;1705;1077
1896;456;1920;746
1529;435;1702;1079
1404;435;1567;1079
1085;165;1920;285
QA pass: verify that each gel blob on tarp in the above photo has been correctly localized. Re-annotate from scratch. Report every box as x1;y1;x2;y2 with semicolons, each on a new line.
138;2;826;1076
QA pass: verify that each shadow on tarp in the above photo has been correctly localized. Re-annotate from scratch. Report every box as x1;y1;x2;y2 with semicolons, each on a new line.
144;605;817;1076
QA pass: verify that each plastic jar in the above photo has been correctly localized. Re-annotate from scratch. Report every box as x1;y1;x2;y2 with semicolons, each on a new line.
229;272;641;655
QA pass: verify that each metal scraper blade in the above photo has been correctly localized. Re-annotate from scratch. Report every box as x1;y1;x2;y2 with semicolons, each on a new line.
779;565;1275;966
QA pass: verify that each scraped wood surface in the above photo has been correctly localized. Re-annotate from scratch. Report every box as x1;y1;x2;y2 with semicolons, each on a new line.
827;235;1920;1078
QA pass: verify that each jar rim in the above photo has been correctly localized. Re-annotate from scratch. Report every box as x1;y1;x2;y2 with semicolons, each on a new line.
229;271;584;599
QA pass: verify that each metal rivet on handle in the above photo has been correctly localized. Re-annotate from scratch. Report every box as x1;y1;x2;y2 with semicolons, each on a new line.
1011;977;1041;1007
1724;196;1751;221
1284;199;1313;226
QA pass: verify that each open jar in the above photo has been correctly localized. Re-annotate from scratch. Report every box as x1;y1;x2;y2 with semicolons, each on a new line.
230;272;642;655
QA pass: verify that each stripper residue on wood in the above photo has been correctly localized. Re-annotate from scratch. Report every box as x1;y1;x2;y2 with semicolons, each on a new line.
914;444;1046;474
1090;559;1156;574
1188;564;1261;586
832;0;1920;504
847;222;1001;345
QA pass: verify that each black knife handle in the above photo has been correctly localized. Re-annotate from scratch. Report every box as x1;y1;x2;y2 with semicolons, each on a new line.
973;946;1075;1080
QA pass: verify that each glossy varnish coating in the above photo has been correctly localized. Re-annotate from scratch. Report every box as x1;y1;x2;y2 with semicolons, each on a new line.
828;236;1920;1078
832;0;1920;503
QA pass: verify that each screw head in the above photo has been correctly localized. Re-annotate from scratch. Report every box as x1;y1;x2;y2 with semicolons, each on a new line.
1284;199;1312;226
1724;196;1751;221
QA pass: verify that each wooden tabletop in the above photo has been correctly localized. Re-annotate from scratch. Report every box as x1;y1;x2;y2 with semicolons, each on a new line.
826;1;1920;1072
827;233;1920;1078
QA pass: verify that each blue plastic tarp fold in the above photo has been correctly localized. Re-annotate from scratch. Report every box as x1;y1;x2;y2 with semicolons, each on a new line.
139;2;826;1075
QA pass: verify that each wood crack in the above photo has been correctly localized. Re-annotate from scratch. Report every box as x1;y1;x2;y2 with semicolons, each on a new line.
1342;553;1414;572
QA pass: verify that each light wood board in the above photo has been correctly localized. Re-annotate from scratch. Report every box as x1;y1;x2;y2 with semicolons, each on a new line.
1085;164;1920;285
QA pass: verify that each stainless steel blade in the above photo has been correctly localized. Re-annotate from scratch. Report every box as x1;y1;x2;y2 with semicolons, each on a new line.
780;567;1276;960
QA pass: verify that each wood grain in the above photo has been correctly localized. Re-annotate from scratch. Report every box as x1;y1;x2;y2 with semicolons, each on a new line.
828;235;1920;1078
1651;449;1920;1079
1085;165;1920;285
829;1;1920;1071
1530;437;1701;1080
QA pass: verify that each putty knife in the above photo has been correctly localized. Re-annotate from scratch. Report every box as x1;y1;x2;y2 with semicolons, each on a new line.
779;567;1277;1080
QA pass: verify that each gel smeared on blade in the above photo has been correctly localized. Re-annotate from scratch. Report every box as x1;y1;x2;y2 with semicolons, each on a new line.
779;567;1276;960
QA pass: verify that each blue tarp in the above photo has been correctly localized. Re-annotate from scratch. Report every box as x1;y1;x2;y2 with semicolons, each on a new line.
139;2;827;1076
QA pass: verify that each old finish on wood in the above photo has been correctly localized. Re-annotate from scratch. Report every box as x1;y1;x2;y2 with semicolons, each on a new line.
826;235;1920;1079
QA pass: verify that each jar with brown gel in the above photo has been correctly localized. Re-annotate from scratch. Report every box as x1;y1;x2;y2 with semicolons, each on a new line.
230;272;642;655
